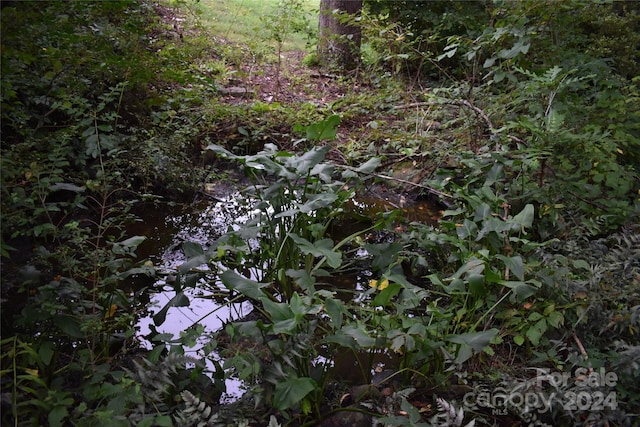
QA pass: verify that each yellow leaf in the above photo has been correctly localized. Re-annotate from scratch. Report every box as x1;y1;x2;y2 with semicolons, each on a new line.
105;304;117;319
216;247;226;259
369;279;390;290
573;291;588;300
24;368;39;377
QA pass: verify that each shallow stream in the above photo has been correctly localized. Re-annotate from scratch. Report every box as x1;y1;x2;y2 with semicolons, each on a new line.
129;190;441;401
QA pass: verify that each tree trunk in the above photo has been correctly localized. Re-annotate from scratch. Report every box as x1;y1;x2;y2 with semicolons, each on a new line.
318;0;363;71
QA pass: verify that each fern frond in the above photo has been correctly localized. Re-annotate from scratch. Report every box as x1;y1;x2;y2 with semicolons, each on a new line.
175;390;220;427
433;397;475;427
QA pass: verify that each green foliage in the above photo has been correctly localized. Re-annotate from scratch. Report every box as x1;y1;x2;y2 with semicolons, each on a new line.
409;153;561;350
205;140;356;302
176;390;219;427
151;119;503;423
258;0;315;97
0;2;192;424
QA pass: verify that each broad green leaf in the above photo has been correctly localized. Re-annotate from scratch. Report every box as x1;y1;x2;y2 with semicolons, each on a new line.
286;146;331;175
48;405;69;427
38;341;55;366
528;311;543;322
152;333;174;342
443;278;465;294
53;315;84;338
147;344;166;364
526;319;547;346
119;265;156;279
385;270;416;288
476;217;512;240
296;192;338;213
452;258;485;279
454;344;473;364
289;292;313;316
364;242;402;272
344;324;377;347
137;419;154;427
571;259;591;270
456;218;478;239
183;272;204;288
247;156;290;176
220;270;269;300
398;287;428;311
447;329;498;351
262;298;294;323
513;335;525;346
305;115;341;141
153;416;173;427
484;267;502;284
326;324;376;348
480;185;498;202
289;234;341;268
483;57;496;68
401;395;421;423
178;254;209;274
325;297;344;329
356;157;381;173
274;377;316;411
286;269;315;293
152;291;190;326
325;332;357;348
427;273;445;287
33;223;57;237
498;40;530;59
182;241;204;259
390;331;414;354
509;204;535;228
437;43;458;60
496;255;525;281
310;162;334;182
112;235;146;256
547;311;564;328
468;273;486;296
85;133;100;158
543;303;555;316
500;280;539;301
473;203;492;221
372;282;402;307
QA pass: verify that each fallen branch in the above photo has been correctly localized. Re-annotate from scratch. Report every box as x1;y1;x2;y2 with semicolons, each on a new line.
310;72;340;80
340;164;454;199
394;100;494;132
572;332;593;374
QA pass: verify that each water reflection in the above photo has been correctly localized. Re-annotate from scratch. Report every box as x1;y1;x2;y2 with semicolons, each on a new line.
131;195;253;402
130;190;441;402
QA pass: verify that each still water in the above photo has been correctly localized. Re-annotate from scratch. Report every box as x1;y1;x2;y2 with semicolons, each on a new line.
129;190;440;401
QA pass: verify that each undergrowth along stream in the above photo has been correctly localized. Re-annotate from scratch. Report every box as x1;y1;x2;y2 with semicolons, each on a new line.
131;160;442;405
